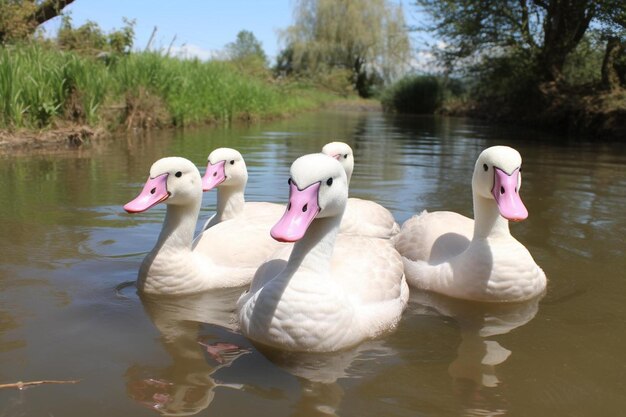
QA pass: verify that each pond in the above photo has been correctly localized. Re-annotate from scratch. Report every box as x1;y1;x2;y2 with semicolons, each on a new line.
0;110;625;416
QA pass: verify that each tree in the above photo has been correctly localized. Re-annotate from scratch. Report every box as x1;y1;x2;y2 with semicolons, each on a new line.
416;0;626;85
225;30;267;65
0;0;75;44
281;0;412;97
57;15;135;55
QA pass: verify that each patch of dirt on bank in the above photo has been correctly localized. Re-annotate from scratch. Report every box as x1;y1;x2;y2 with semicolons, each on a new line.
0;126;104;154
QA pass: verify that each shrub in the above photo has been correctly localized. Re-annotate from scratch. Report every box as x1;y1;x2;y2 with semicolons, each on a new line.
380;75;442;114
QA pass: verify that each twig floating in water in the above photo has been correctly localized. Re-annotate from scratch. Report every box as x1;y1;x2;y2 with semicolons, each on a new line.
0;380;80;390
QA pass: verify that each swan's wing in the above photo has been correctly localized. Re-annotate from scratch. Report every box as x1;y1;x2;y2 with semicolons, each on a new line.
332;235;405;304
192;217;286;269
331;235;408;339
393;210;473;263
242;202;285;222
340;198;399;239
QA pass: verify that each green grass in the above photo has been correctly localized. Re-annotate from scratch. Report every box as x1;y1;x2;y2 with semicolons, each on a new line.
0;45;335;130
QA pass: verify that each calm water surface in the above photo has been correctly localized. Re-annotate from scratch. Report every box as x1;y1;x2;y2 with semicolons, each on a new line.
0;111;625;416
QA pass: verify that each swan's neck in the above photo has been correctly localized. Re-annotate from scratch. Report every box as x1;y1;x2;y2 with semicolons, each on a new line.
286;215;342;276
215;185;245;222
472;194;510;239
152;201;201;254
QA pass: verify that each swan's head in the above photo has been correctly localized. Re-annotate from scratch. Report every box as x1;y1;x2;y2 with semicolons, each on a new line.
123;157;202;213
472;146;528;221
201;148;248;191
322;141;354;183
271;153;348;242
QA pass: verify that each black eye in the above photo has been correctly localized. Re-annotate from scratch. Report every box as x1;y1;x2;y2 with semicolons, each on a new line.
287;178;292;185
175;171;182;178
344;154;348;159
483;164;488;172
519;166;522;172
230;160;235;165
326;177;333;186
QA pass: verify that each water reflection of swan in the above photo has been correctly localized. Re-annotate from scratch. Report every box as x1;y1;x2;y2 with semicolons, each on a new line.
126;288;249;416
258;340;395;416
410;291;540;415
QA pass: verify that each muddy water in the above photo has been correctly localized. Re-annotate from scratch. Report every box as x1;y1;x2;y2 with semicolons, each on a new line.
0;111;625;416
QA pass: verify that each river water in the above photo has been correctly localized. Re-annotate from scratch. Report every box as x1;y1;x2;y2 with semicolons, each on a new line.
0;110;625;416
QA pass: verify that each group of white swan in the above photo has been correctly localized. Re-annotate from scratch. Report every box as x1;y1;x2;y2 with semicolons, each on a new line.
123;143;546;352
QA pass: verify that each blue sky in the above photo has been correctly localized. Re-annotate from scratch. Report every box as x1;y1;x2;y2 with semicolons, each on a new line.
41;0;295;60
41;0;429;64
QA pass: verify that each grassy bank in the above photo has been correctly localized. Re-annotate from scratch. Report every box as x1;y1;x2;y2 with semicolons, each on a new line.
0;44;336;136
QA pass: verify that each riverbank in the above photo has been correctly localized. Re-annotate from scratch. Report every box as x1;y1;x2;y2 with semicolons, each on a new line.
0;44;350;153
0;125;103;153
441;86;626;141
0;97;372;153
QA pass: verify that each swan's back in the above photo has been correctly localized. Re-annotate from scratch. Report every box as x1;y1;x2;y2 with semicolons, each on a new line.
241;201;284;222
340;197;400;239
333;235;404;303
394;210;474;264
193;216;285;270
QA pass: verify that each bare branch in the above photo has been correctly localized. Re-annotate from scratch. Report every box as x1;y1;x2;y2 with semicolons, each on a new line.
0;379;80;390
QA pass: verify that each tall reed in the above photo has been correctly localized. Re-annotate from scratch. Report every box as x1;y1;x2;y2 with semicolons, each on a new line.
0;45;333;130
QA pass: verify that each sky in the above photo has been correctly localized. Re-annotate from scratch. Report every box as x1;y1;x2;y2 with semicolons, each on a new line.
40;0;432;67
41;0;293;61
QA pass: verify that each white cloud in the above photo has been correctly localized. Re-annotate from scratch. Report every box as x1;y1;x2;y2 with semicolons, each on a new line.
168;44;217;61
410;50;442;74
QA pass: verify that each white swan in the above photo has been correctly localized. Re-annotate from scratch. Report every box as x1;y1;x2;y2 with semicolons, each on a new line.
322;142;399;239
201;147;284;230
393;146;546;302
237;153;408;352
123;157;285;295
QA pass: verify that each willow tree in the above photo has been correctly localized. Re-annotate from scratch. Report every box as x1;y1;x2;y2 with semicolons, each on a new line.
282;0;411;96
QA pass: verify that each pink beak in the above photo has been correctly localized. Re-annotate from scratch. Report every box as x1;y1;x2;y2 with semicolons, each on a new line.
124;173;170;213
202;160;226;191
270;180;321;242
492;167;528;221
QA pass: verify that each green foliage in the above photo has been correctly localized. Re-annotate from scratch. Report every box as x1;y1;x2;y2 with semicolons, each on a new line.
464;48;543;117
0;0;37;43
0;45;111;127
415;0;626;119
282;0;411;97
0;44;336;130
225;30;267;65
57;16;135;55
416;0;626;82
0;0;75;44
380;75;442;114
562;32;604;86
